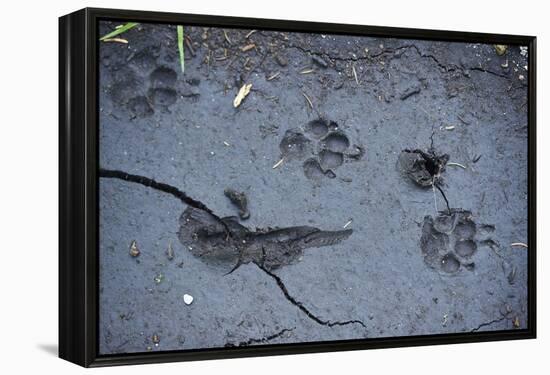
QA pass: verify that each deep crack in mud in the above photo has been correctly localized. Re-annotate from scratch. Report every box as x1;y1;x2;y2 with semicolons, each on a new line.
225;327;295;347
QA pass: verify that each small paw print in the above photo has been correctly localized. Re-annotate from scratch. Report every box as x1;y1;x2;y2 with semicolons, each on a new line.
277;118;364;180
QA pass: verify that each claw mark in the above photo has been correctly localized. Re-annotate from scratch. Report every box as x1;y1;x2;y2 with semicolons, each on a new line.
470;316;508;332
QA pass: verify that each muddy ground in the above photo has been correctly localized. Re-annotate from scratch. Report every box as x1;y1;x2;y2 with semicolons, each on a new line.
98;21;529;355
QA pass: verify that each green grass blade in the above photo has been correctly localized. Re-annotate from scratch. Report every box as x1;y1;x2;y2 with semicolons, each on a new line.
99;22;139;41
177;25;185;74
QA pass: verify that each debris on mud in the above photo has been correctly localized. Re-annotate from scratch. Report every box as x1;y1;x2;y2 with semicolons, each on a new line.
233;83;252;108
312;55;328;68
166;242;174;260
152;334;160;346
129;240;140;257
398;148;449;187
224;188;250;220
154;273;164;284
274;53;288;67
399;84;422;100
183;294;194;305
178;206;352;273
494;44;508;56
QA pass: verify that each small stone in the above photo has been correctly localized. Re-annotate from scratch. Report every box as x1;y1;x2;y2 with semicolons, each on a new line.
274;53;288;67
183;294;194;305
520;46;528;57
129;240;140;257
494;44;507;56
311;55;328;68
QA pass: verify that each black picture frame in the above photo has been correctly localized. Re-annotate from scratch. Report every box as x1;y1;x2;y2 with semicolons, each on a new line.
59;7;537;368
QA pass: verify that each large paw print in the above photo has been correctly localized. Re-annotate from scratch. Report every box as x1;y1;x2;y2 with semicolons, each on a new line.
420;209;495;274
278;118;364;180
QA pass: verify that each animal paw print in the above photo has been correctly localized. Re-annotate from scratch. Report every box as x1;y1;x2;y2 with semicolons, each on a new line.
110;66;178;119
278;118;364;180
420;209;495;274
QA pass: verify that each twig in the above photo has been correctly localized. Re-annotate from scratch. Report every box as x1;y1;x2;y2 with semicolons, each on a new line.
223;30;232;44
272;158;284;169
352;64;359;85
102;38;128;44
510;242;528;248
447;162;467;169
302;92;313;110
267;72;280;81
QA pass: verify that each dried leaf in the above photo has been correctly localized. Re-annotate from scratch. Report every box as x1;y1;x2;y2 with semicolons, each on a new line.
233;83;252;108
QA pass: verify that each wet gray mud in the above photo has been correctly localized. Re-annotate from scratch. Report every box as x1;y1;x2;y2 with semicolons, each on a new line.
98;22;529;354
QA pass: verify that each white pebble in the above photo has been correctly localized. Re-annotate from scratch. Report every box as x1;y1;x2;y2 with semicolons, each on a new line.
183;294;194;305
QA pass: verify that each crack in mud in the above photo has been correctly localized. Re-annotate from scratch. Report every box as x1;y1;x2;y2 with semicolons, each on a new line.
263;33;510;80
257;264;367;329
99;168;218;218
470;315;508;333
225;327;295;347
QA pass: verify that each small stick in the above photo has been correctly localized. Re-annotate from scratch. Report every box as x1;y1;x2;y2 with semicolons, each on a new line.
343;220;353;229
245;30;257;39
272;158;284;169
267;72;280;81
103;38;128;44
223;30;232;44
300;68;315;74
302;92;313;110
352;64;359;85
510;242;528;248
447;162;467;169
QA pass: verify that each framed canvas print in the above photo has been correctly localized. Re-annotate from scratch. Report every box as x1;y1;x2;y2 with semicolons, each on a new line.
59;7;536;367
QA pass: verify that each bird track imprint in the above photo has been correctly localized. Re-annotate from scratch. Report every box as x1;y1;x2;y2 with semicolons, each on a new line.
278;118;364;180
